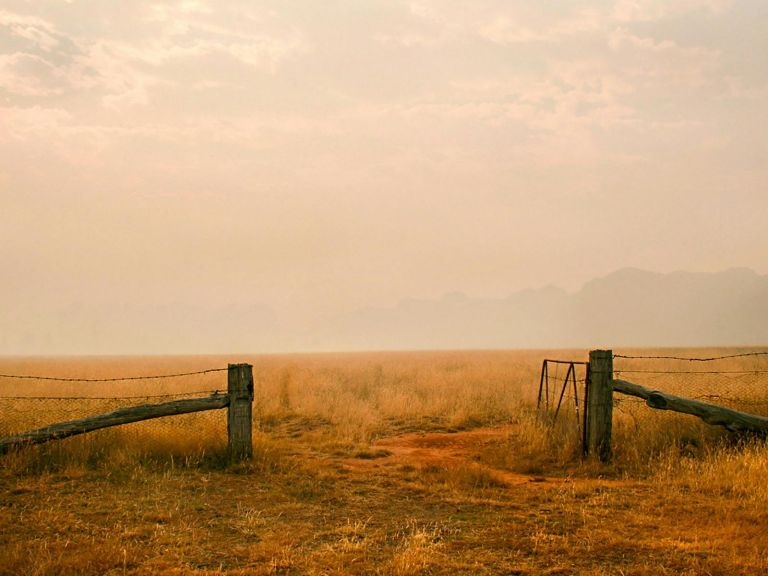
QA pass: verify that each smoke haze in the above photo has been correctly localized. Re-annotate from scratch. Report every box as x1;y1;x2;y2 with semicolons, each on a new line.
2;268;767;354
1;1;767;353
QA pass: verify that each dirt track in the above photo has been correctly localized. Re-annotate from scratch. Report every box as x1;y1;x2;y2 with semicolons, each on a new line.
343;427;621;490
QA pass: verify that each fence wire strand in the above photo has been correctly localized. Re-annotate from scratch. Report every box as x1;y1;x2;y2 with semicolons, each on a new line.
0;367;228;383
615;369;768;375
0;366;230;439
614;351;768;362
613;350;768;421
0;390;222;401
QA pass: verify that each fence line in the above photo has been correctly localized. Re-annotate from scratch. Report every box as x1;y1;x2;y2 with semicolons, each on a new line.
580;349;768;462
0;394;231;454
0;363;253;461
0;390;222;400
615;354;767;403
0;367;228;382
613;377;768;433
614;369;768;375
614;351;768;362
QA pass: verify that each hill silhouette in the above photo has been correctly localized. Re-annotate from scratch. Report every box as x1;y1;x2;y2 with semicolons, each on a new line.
322;268;768;350
3;268;766;354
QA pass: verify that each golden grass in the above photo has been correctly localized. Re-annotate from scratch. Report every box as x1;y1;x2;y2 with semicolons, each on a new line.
1;348;768;574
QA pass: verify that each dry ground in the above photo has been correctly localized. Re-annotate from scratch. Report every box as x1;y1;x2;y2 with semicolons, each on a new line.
2;350;768;575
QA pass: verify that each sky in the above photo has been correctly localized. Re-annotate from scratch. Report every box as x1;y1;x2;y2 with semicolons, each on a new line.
1;0;767;353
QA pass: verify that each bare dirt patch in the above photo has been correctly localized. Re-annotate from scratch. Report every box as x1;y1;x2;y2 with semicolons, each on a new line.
344;427;621;491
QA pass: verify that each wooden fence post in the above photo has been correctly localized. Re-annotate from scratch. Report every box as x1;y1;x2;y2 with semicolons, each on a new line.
228;363;254;461
586;349;613;461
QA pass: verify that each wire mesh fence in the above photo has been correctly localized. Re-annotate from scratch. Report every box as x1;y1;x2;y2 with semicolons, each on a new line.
614;350;768;416
609;350;768;454
0;365;230;447
537;350;768;460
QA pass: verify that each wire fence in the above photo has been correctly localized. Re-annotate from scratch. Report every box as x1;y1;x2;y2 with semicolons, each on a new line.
613;350;768;418
0;366;229;440
0;367;228;382
537;350;768;454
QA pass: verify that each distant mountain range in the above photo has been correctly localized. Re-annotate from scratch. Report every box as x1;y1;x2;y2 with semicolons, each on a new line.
2;268;766;354
317;268;768;350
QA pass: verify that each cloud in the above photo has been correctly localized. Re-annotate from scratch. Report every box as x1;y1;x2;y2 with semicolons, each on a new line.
137;2;306;71
0;104;72;141
91;30;304;72
478;17;549;44
612;0;732;22
608;27;721;87
374;31;440;49
0;52;60;96
402;2;606;46
479;8;603;45
608;26;717;57
0;4;306;111
0;10;58;44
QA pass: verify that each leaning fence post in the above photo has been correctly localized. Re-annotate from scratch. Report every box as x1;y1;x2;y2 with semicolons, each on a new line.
227;363;254;461
586;349;613;462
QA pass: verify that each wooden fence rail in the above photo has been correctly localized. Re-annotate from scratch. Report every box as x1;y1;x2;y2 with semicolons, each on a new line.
613;378;768;434
0;395;229;453
0;363;254;461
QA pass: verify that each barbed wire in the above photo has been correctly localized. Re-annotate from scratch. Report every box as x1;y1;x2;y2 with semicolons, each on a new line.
0;390;223;401
614;352;768;362
614;369;768;375
0;367;228;383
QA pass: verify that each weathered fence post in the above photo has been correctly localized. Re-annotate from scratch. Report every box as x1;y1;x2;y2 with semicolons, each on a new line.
585;349;613;461
227;363;254;461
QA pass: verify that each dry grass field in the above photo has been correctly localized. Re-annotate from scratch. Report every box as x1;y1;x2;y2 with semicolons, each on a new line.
2;349;768;575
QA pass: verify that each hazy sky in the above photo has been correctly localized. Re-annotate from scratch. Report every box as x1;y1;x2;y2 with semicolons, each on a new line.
1;0;767;353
